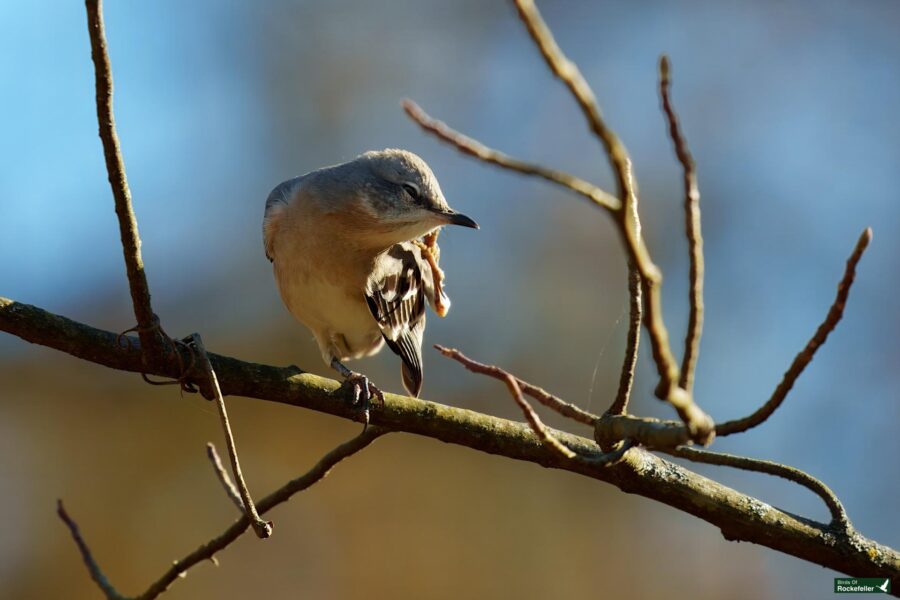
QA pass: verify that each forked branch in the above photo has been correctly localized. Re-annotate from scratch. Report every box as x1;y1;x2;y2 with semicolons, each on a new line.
190;333;272;538
405;0;715;443
58;429;385;600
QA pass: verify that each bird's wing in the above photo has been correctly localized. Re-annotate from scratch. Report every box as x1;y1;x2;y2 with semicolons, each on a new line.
365;242;441;397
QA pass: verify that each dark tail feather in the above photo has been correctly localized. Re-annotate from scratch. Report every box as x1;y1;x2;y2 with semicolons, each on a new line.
401;360;423;397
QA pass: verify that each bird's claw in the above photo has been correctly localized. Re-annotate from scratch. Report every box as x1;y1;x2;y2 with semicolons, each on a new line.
344;372;384;431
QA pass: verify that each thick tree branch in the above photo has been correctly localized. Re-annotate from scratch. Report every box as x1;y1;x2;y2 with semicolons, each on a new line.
4;297;897;587
84;0;164;361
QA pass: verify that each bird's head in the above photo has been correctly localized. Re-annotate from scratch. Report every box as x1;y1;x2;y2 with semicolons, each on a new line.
344;149;478;246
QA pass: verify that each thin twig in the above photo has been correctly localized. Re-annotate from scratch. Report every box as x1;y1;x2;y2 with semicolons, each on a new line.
206;442;244;513
436;343;597;425
406;0;714;443
511;0;633;207
59;429;384;600
190;333;272;539
436;345;577;458
515;377;597;426
402;99;620;212
57;500;126;600
660;446;851;532
608;265;642;415
142;428;384;600
717;228;872;436
84;0;164;362
659;55;704;393
514;0;714;443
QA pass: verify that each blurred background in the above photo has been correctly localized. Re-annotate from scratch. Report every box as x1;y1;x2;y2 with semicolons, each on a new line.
1;1;898;598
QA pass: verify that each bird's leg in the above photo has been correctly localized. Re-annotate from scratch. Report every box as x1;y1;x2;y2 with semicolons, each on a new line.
330;358;385;430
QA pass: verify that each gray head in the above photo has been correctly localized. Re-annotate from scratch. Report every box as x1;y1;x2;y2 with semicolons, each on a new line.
332;149;478;245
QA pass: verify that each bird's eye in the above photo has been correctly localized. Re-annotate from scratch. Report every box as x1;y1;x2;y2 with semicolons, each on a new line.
402;183;420;202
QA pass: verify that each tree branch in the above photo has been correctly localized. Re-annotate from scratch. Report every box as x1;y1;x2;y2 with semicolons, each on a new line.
659;55;705;393
190;333;271;538
401;99;620;212
59;429;384;600
206;443;244;514
717;227;872;436
608;265;642;416
406;0;715;444
84;0;164;362
659;446;850;532
5;297;897;586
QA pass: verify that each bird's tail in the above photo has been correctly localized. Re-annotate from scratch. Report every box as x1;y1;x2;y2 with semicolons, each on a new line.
401;359;423;398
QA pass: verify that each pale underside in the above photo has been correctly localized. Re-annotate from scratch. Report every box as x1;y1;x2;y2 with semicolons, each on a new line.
265;176;444;396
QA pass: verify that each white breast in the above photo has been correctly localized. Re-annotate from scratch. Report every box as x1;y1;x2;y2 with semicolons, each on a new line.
268;182;384;363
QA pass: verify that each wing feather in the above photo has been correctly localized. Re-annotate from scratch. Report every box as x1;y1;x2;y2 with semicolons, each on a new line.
365;243;440;397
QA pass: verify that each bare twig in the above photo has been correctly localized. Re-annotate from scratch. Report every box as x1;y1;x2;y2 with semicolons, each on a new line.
717;228;872;436
436;344;596;426
608;265;642;415
406;0;714;443
84;0;164;362
659;55;705;393
206;442;244;513
59;429;384;600
513;376;597;426
57;500;126;600
190;333;272;539
402;100;620;212
512;0;712;440
660;446;851;532
436;345;576;459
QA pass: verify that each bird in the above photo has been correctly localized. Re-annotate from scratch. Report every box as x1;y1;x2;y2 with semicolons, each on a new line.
263;149;478;426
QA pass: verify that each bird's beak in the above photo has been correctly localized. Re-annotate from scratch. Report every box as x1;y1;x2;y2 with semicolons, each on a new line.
441;210;479;229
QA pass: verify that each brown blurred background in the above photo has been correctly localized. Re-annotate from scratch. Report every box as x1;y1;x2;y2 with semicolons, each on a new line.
1;1;898;598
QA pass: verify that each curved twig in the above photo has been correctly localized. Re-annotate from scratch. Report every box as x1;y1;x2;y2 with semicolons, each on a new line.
717;228;872;436
659;55;705;393
660;445;851;532
608;265;642;415
402;99;620;212
436;345;577;459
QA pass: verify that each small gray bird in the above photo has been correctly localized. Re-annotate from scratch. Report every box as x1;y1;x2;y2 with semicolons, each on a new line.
263;149;478;424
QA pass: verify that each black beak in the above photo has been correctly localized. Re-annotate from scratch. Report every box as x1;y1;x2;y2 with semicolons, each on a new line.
444;210;479;229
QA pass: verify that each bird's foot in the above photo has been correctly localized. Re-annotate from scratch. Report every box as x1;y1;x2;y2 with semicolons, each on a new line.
343;371;385;431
